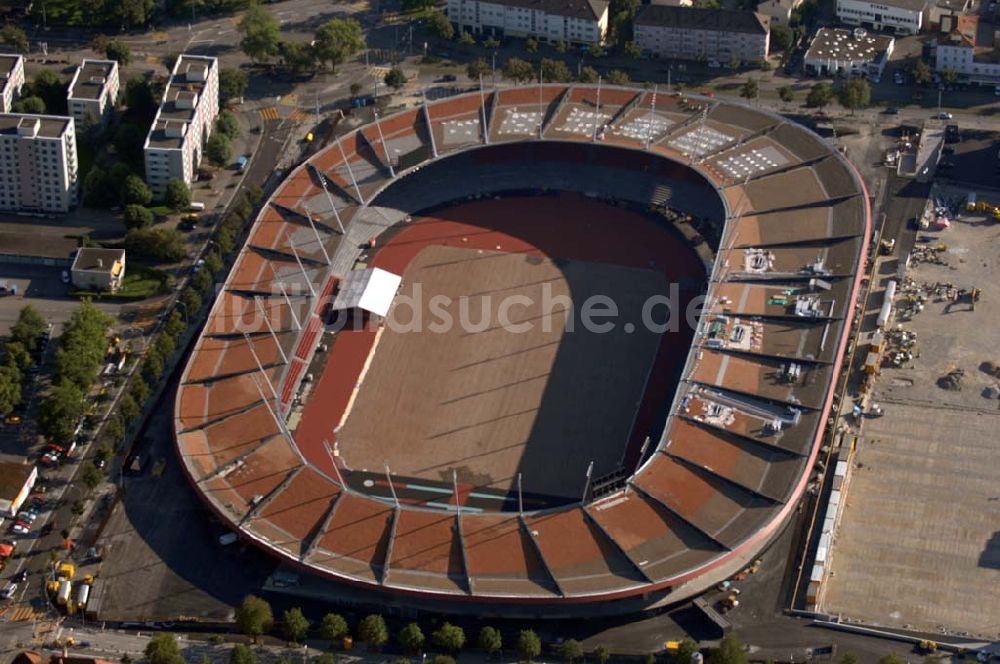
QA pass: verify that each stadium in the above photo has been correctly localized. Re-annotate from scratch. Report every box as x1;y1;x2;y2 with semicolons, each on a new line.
174;85;871;614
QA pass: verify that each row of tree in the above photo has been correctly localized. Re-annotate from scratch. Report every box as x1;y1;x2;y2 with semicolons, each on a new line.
463;56;631;86
238;5;364;75
0;306;49;414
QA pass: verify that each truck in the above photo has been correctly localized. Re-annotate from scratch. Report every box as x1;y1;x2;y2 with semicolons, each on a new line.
57;579;72;605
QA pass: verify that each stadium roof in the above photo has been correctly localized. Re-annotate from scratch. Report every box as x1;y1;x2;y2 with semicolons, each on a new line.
175;86;870;610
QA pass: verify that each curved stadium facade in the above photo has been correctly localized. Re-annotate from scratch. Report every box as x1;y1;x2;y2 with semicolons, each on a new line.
174;85;871;613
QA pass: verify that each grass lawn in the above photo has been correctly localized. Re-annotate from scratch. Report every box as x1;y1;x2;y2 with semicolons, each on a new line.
71;264;169;301
149;205;176;217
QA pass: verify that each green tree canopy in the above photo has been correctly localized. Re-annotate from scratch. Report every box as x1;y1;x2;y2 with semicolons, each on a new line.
32;70;68;115
3;340;30;372
124;227;187;263
13;96;45;114
477;626;502;656
911;60;932;85
432;623;465;653
313;18;364;72
281;40;316;74
517;630;541;662
707;635;748;664
740;77;759;100
467;58;490;81
622;40;641;58
771;23;793;52
239;3;281;64
121;175;153;206
123;205;153;229
104;39;132;65
384;67;407;90
558;639;583;662
838;78;870;114
114;123;146;171
838;654;859;664
216;110;240;140
778;85;794;102
235;595;274;642
806;81;834;109
357;614;388;650
0;364;22;414
282;607;310;644
503;57;535;83
145;634;184;664
606;69;630;85
219;68;249;103
124;76;159;124
0;24;29;53
11;305;47;350
206;133;233;167
426;11;454;40
593;646;610;664
52;300;113;391
458;31;475;45
540;58;572;82
319;613;349;641
578;66;599;83
164;178;192;210
81;462;104;490
398;622;425;654
229;643;255;664
119;391;141;423
876;656;904;664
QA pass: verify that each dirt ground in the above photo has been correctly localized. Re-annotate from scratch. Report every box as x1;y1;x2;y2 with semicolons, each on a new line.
337;244;667;501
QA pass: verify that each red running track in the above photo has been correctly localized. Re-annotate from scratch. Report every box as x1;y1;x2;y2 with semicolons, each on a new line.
294;193;706;489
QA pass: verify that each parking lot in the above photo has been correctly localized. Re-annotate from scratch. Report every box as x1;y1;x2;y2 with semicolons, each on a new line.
822;196;1000;638
938;128;1000;191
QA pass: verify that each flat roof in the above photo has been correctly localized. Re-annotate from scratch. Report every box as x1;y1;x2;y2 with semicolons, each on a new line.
868;0;928;11
635;6;769;34
0;53;21;81
145;53;217;152
0;113;71;138
0;460;34;500
68;59;116;102
483;0;608;20
72;247;124;272
805;28;894;63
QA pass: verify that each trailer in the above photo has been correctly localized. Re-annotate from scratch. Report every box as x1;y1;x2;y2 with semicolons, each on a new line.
57;579;72;605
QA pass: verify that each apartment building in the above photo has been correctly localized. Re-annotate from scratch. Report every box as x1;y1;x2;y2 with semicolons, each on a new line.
0;114;79;214
143;54;219;199
835;0;928;35
935;16;1000;86
635;6;771;63
757;0;801;25
0;54;25;113
804;28;894;79
67;59;120;129
447;0;610;45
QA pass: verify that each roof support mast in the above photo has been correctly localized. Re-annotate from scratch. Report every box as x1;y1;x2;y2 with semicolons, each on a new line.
335;135;366;205
253;296;288;364
285;232;317;298
301;206;333;264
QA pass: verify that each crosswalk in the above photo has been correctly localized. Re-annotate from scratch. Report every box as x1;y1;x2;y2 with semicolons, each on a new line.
369;66;392;80
280;93;299;107
258;107;280;121
287;109;310;123
1;604;46;621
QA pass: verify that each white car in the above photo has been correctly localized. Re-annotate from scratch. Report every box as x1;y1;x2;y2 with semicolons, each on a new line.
11;524;28;535
0;583;16;600
936;112;953;120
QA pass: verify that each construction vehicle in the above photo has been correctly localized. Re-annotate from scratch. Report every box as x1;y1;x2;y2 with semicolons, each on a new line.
665;641;682;654
56;579;72;605
58;561;75;580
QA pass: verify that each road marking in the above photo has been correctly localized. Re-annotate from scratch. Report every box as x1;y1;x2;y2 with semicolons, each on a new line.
280;93;298;107
369;66;391;80
258;107;280;121
287;109;310;122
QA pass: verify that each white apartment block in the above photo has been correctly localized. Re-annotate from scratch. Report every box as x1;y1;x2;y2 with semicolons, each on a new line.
635;6;771;63
936;42;1000;85
143;54;219;199
757;0;801;25
0;114;79;214
447;0;610;45
67;59;120;129
836;0;927;35
0;54;25;113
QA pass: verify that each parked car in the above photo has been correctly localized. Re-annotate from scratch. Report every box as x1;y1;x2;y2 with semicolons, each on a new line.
884;107;900;115
936;111;953;120
11;524;28;535
1;582;17;600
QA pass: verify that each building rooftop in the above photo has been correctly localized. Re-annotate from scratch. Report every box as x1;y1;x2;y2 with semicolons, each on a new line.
872;0;929;11
0;113;71;138
0;53;21;81
635;5;770;34
805;27;894;63
144;53;217;152
484;0;609;20
72;247;125;272
0;460;34;501
68;59;117;102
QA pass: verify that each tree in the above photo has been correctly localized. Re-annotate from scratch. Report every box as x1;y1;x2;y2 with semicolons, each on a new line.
0;24;28;53
503;57;536;83
525;37;539;53
142;349;164;381
105;414;124;443
771;23;793;53
558;640;583;663
477;627;502;657
588;42;605;58
431;658;455;664
84;168;117;208
606;69;630;85
398;623;425;654
181;288;203;317
192;265;214;293
313;655;336;664
4;341;30;372
11;305;47;350
319;613;349;641
357;614;388;650
216;110;240;140
675;639;699;662
467;58;490;81
806;81;834;109
623;40;641;59
458;31;476;46
81;462;104;490
104;39;132;65
131;377;151;406
381;67;406;90
517;630;541;662
838;78;870;114
145;634;184;664
114;123;146;170
942;68;958;86
740;77;759;101
280;40;316;74
229;644;255;664
123;205;153;229
219;68;249;104
119;392;141;424
115;0;155;28
483;36;500;49
432;623;465;653
39;382;86;442
32;70;68;115
165;179;192;210
540;58;572;82
121;175;153;207
778;85;794;102
349;82;363;98
239;3;281;64
876;656;904;664
426;11;454;40
313;18;364;72
0;365;22;414
236;595;274;643
579;66;599;83
125;227;187;263
282;607;310;644
838;655;859;664
124;76;158;123
13;96;45;113
593;646;610;664
911;59;932;85
206;133;233;167
707;635;748;664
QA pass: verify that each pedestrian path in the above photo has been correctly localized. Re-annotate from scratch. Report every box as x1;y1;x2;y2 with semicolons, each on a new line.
259;107;280;121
